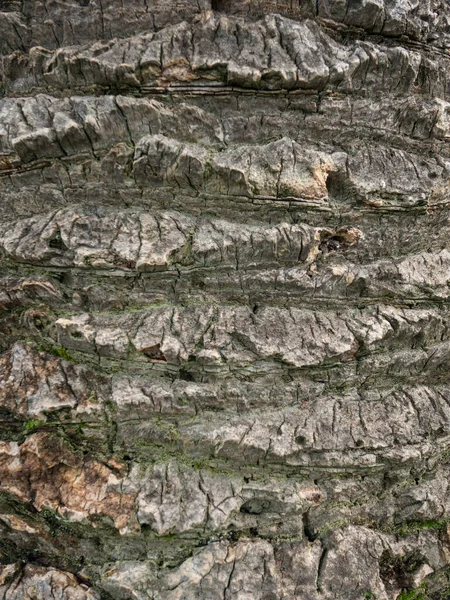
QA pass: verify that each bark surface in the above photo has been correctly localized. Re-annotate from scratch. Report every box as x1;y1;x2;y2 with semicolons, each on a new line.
1;1;450;598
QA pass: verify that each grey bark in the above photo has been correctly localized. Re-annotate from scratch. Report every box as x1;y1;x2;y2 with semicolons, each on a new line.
1;1;450;598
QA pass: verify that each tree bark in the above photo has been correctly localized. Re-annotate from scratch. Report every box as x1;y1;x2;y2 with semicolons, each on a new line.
1;1;450;598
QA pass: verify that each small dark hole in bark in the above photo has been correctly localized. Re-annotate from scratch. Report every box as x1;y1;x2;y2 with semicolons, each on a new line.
356;439;364;447
319;226;361;255
325;171;360;205
179;369;194;382
141;344;166;361
326;237;342;251
48;230;67;251
45;61;56;74
295;435;306;445
211;0;224;10
52;271;70;284
320;235;347;254
70;331;83;339
0;407;14;420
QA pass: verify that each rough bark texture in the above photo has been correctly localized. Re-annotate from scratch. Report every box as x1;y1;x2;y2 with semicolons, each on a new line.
1;1;450;599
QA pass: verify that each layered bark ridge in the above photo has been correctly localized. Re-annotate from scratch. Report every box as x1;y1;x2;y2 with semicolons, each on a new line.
2;1;450;599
